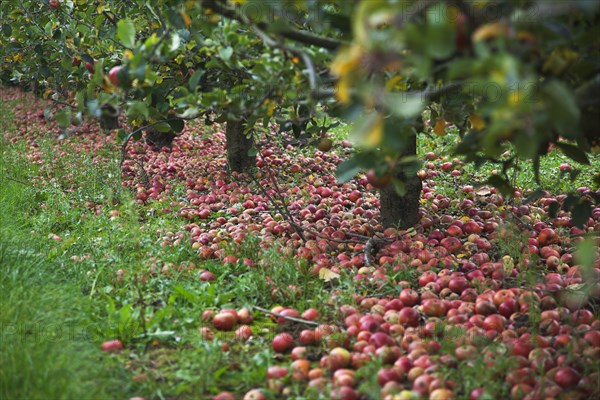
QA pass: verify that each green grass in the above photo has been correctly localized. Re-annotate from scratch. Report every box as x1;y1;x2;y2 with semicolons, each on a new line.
0;145;133;399
416;129;600;195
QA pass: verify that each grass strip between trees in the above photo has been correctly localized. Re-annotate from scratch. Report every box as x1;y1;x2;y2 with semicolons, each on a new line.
0;99;132;400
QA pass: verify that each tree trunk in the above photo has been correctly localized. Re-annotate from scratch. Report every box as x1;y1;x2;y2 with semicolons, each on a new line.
99;104;119;131
380;134;422;229
225;118;255;172
145;127;176;150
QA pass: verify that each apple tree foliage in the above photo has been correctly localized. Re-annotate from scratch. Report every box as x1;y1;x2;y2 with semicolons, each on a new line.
199;0;600;228
0;0;326;169
2;0;599;229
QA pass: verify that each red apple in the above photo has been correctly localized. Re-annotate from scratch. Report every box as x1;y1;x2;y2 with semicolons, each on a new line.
101;339;124;353
213;312;237;331
272;332;295;353
398;307;420;327
366;169;391;189
108;66;122;86
554;367;581;388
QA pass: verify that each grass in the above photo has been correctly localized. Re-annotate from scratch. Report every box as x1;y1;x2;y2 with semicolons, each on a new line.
415;129;600;195
0;145;133;399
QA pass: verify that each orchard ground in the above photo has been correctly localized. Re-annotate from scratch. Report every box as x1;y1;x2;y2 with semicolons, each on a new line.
1;87;599;400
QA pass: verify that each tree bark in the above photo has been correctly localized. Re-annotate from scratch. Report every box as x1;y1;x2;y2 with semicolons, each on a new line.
99;104;119;131
380;134;422;229
145;127;176;150
225;118;255;172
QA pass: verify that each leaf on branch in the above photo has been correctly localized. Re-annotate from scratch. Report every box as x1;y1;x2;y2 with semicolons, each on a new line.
570;200;592;228
168;118;185;133
53;110;71;129
486;175;514;196
188;70;204;91
524;189;545;204
153;122;172;132
384;93;425;119
433;118;446;137
555;142;590;165
336;158;362;183
117;19;136;48
469;114;485;131
351;112;383;148
219;46;233;61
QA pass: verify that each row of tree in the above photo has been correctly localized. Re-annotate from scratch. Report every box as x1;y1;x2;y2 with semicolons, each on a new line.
1;0;598;227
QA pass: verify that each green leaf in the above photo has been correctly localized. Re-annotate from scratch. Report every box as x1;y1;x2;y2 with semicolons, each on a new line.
555;142;590;165
53;110;71;129
188;69;204;90
117;19;136;48
393;180;406;196
543;80;580;137
384;93;425;119
2;24;12;37
336;158;362;183
126;101;149;119
75;91;86;112
248;147;258;157
486;175;514;196
570;200;591;228
116;129;127;142
219;46;233;61
86;100;100;118
524;189;546;204
167;118;185;133
132;130;143;141
153;122;172;132
548;201;560;218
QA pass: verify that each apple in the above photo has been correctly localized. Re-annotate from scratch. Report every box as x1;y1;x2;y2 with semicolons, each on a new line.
329;386;358;400
235;325;253;342
84;60;96;74
108;66;122;86
554;367;581;388
299;329;316;345
49;0;59;9
237;307;254;324
559;163;572;172
377;367;403;385
272;332;295;353
329;347;351;368
213;392;236;400
101;339;124;353
430;388;454;400
366;169;391;189
316;138;333;152
213;312;237;331
400;289;419;307
537;228;558;246
301;308;320;321
398;307;420;327
243;389;267;400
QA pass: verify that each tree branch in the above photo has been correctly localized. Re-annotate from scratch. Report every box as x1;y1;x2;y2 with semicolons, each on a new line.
206;0;345;50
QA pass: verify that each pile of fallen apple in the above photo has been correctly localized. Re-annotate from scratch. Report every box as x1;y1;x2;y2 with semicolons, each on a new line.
119;123;599;399
5;88;599;400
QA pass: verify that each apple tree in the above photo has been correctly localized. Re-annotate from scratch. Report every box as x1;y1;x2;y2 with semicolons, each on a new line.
0;0;323;172
200;0;600;229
